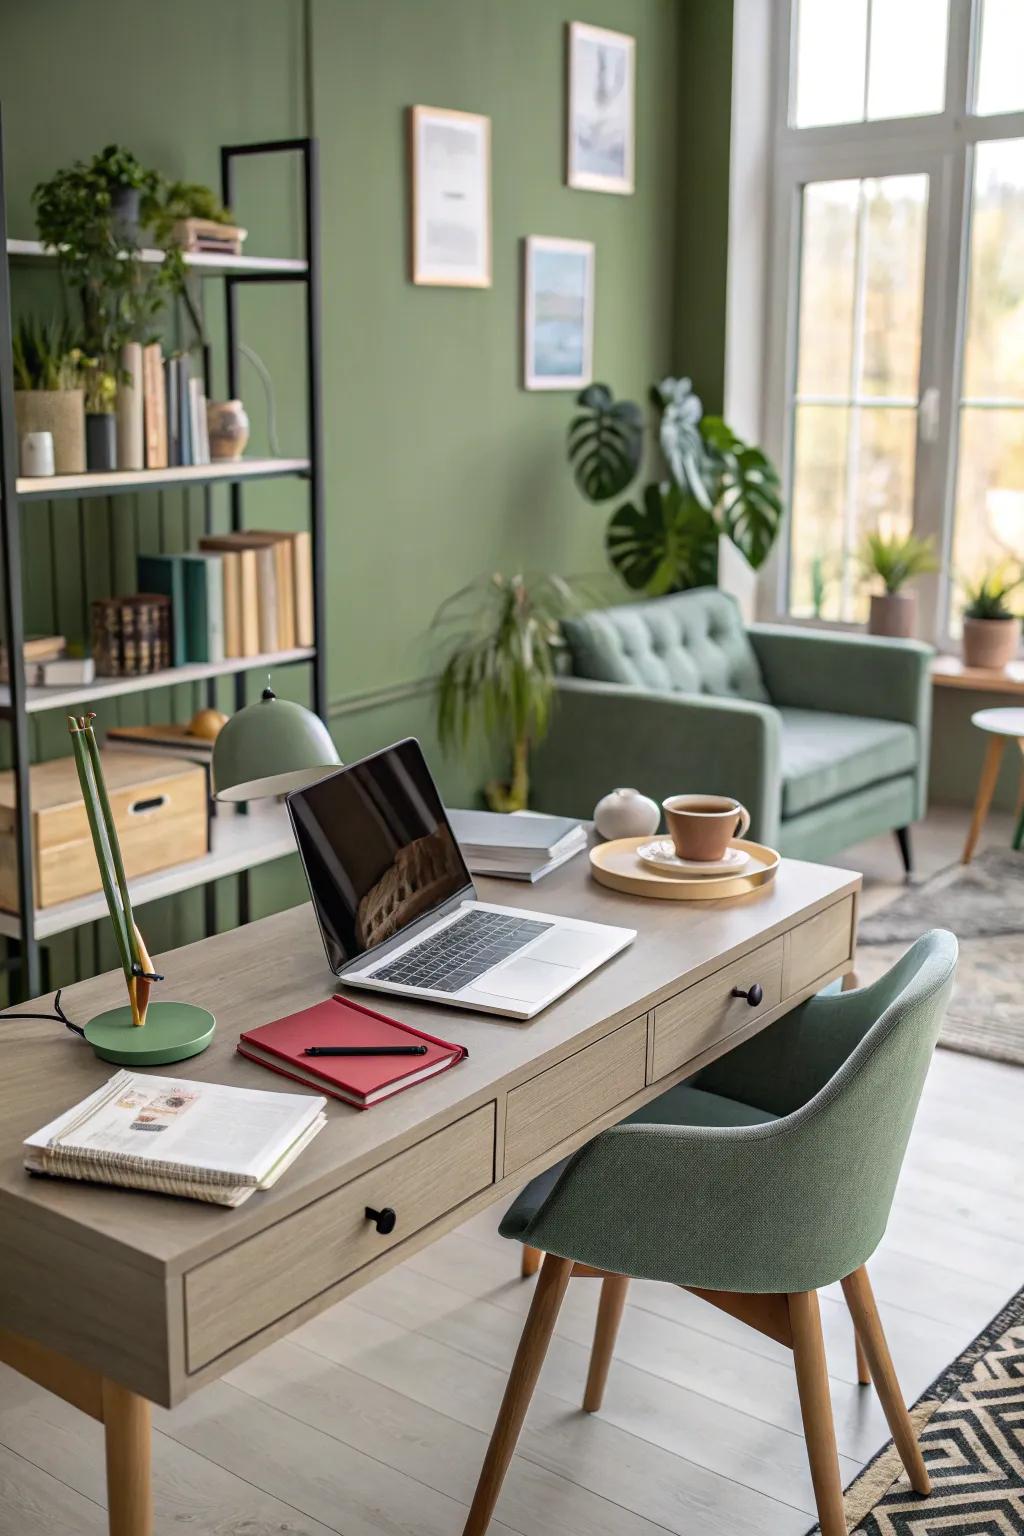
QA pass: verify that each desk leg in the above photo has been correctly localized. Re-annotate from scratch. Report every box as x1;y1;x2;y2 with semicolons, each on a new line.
962;736;1006;864
102;1379;153;1536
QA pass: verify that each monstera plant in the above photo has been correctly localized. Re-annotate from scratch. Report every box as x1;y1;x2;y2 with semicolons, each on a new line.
567;377;783;596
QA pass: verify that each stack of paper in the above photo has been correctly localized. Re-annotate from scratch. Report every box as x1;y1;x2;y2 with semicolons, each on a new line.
448;809;587;882
24;1070;326;1207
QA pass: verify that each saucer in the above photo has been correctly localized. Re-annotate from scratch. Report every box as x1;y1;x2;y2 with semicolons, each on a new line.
635;840;751;877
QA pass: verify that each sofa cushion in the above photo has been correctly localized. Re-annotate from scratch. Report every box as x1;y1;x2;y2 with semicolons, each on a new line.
779;707;918;819
561;589;769;702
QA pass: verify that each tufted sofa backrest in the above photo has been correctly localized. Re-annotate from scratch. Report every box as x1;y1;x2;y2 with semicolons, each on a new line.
561;588;770;703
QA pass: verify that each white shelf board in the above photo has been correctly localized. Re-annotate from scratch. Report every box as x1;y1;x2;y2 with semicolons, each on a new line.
0;808;297;941
15;456;310;500
6;237;307;276
0;646;315;714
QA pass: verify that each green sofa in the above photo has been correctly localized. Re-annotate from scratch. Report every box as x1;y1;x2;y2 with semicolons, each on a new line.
533;588;932;868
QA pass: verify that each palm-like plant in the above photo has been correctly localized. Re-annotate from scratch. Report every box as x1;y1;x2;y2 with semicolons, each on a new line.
860;529;937;593
962;563;1022;620
433;573;579;812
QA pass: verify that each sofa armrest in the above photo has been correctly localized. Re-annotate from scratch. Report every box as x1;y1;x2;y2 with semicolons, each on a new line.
531;677;782;844
748;625;932;725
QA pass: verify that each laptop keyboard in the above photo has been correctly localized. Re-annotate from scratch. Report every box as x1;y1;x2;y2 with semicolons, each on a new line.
370;909;554;993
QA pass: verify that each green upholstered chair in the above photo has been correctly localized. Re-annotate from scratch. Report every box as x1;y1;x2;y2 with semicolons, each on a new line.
463;930;957;1536
532;587;933;872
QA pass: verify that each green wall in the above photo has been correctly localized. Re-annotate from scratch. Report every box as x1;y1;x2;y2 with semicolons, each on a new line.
0;0;705;988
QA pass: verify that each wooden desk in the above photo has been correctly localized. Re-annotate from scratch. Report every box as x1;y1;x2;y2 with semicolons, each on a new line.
0;855;859;1534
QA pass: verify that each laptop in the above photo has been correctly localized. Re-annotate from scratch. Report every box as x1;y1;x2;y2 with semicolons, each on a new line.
286;738;635;1020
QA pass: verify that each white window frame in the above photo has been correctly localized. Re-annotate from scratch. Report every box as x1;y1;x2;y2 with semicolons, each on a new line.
761;0;1024;647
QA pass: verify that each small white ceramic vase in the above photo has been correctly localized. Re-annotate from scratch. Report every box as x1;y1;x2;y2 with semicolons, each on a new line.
593;787;661;840
20;430;55;477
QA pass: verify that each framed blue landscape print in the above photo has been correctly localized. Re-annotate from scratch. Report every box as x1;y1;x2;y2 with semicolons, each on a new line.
523;236;595;391
567;21;635;195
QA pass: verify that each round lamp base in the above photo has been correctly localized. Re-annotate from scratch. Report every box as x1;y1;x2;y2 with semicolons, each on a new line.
84;1001;216;1066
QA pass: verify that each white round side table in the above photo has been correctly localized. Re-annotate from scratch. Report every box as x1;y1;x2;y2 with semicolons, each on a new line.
962;707;1024;864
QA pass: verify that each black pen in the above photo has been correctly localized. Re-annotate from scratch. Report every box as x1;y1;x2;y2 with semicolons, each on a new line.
303;1044;429;1057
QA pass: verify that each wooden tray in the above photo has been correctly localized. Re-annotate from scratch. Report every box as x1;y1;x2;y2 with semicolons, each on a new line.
589;836;780;901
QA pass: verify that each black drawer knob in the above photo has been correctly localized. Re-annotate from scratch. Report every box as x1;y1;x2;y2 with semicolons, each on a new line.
365;1205;397;1236
731;983;764;1007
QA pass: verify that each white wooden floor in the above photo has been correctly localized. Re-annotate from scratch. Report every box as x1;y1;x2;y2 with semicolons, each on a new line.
2;808;1022;1536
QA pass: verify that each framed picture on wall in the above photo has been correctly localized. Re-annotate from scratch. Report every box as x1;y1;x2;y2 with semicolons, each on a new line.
409;105;491;287
566;21;636;195
522;236;595;391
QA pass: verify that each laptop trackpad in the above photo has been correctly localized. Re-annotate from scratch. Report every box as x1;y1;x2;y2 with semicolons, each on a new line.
474;957;570;1003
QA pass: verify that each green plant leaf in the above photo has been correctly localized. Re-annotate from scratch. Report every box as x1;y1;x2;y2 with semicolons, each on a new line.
700;418;783;570
654;377;712;508
860;528;938;593
606;481;718;595
566;383;644;502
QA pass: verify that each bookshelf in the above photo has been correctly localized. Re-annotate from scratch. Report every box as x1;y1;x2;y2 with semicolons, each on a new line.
0;123;326;997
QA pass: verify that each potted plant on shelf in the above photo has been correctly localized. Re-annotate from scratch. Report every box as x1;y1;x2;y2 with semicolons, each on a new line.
78;354;118;471
566;377;783;595
433;572;580;812
89;143;161;245
961;565;1022;670
11;315;85;473
860;527;937;638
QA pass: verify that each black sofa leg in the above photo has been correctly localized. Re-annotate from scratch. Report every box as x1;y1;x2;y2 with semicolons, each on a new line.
895;826;913;879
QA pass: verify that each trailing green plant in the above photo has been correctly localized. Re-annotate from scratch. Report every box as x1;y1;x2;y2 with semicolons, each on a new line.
32;146;184;363
143;180;233;243
961;564;1022;621
11;315;80;391
860;528;937;593
433;572;580;812
566;377;783;596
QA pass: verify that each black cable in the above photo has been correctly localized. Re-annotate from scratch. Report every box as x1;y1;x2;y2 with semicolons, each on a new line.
1;987;84;1037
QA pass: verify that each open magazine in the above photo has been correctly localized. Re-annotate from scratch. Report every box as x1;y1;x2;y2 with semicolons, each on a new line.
24;1070;327;1207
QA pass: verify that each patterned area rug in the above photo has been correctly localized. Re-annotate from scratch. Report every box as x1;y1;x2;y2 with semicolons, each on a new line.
856;847;1024;1066
806;1284;1024;1533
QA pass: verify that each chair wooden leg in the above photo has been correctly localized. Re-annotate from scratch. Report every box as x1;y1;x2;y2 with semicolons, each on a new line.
788;1291;847;1536
854;1326;872;1386
463;1254;573;1536
841;1267;930;1495
583;1274;629;1413
521;1245;542;1279
962;735;1006;864
102;1379;152;1536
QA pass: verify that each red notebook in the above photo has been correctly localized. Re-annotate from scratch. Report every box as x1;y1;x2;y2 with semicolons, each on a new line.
237;994;467;1109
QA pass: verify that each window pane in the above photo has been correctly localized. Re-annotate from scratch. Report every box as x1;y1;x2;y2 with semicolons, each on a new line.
793;0;867;127
866;0;948;120
860;175;928;397
975;0;1024;116
962;140;1024;402
797;182;858;396
951;407;1024;628
853;408;917;553
790;406;848;619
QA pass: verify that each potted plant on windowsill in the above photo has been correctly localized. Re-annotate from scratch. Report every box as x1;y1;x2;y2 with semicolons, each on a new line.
432;572;581;812
860;527;937;638
961;565;1022;670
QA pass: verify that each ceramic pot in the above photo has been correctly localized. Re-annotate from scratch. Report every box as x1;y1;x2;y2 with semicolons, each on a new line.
593;787;660;840
13;389;85;474
19;431;55;477
86;412;118;472
962;617;1020;670
207;400;250;460
110;185;141;245
868;591;916;639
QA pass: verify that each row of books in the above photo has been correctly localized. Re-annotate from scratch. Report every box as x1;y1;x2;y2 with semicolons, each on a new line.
139;345;211;470
137;529;313;666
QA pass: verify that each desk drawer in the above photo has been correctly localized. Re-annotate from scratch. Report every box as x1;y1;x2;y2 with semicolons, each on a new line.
784;897;854;996
651;936;785;1082
503;1016;647;1176
185;1102;495;1370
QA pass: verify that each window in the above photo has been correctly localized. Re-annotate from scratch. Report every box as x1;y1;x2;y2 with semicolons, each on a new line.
770;0;1024;644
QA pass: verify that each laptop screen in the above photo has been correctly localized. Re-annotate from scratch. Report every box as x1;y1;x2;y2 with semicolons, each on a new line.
286;737;473;973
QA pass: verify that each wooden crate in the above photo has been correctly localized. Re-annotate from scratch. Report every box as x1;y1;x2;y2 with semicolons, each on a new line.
0;752;209;912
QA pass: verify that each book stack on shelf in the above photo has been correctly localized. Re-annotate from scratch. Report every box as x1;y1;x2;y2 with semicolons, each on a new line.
136;530;313;667
0;634;95;688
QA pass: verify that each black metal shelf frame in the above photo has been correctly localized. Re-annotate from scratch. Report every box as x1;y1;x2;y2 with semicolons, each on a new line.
0;111;326;997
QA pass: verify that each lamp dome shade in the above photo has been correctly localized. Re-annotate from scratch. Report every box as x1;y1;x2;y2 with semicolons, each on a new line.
212;689;342;802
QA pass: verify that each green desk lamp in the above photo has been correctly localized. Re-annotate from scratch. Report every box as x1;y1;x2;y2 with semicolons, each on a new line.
211;686;341;802
68;714;216;1066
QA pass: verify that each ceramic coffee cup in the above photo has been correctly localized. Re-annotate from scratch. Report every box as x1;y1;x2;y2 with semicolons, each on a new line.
661;794;750;861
